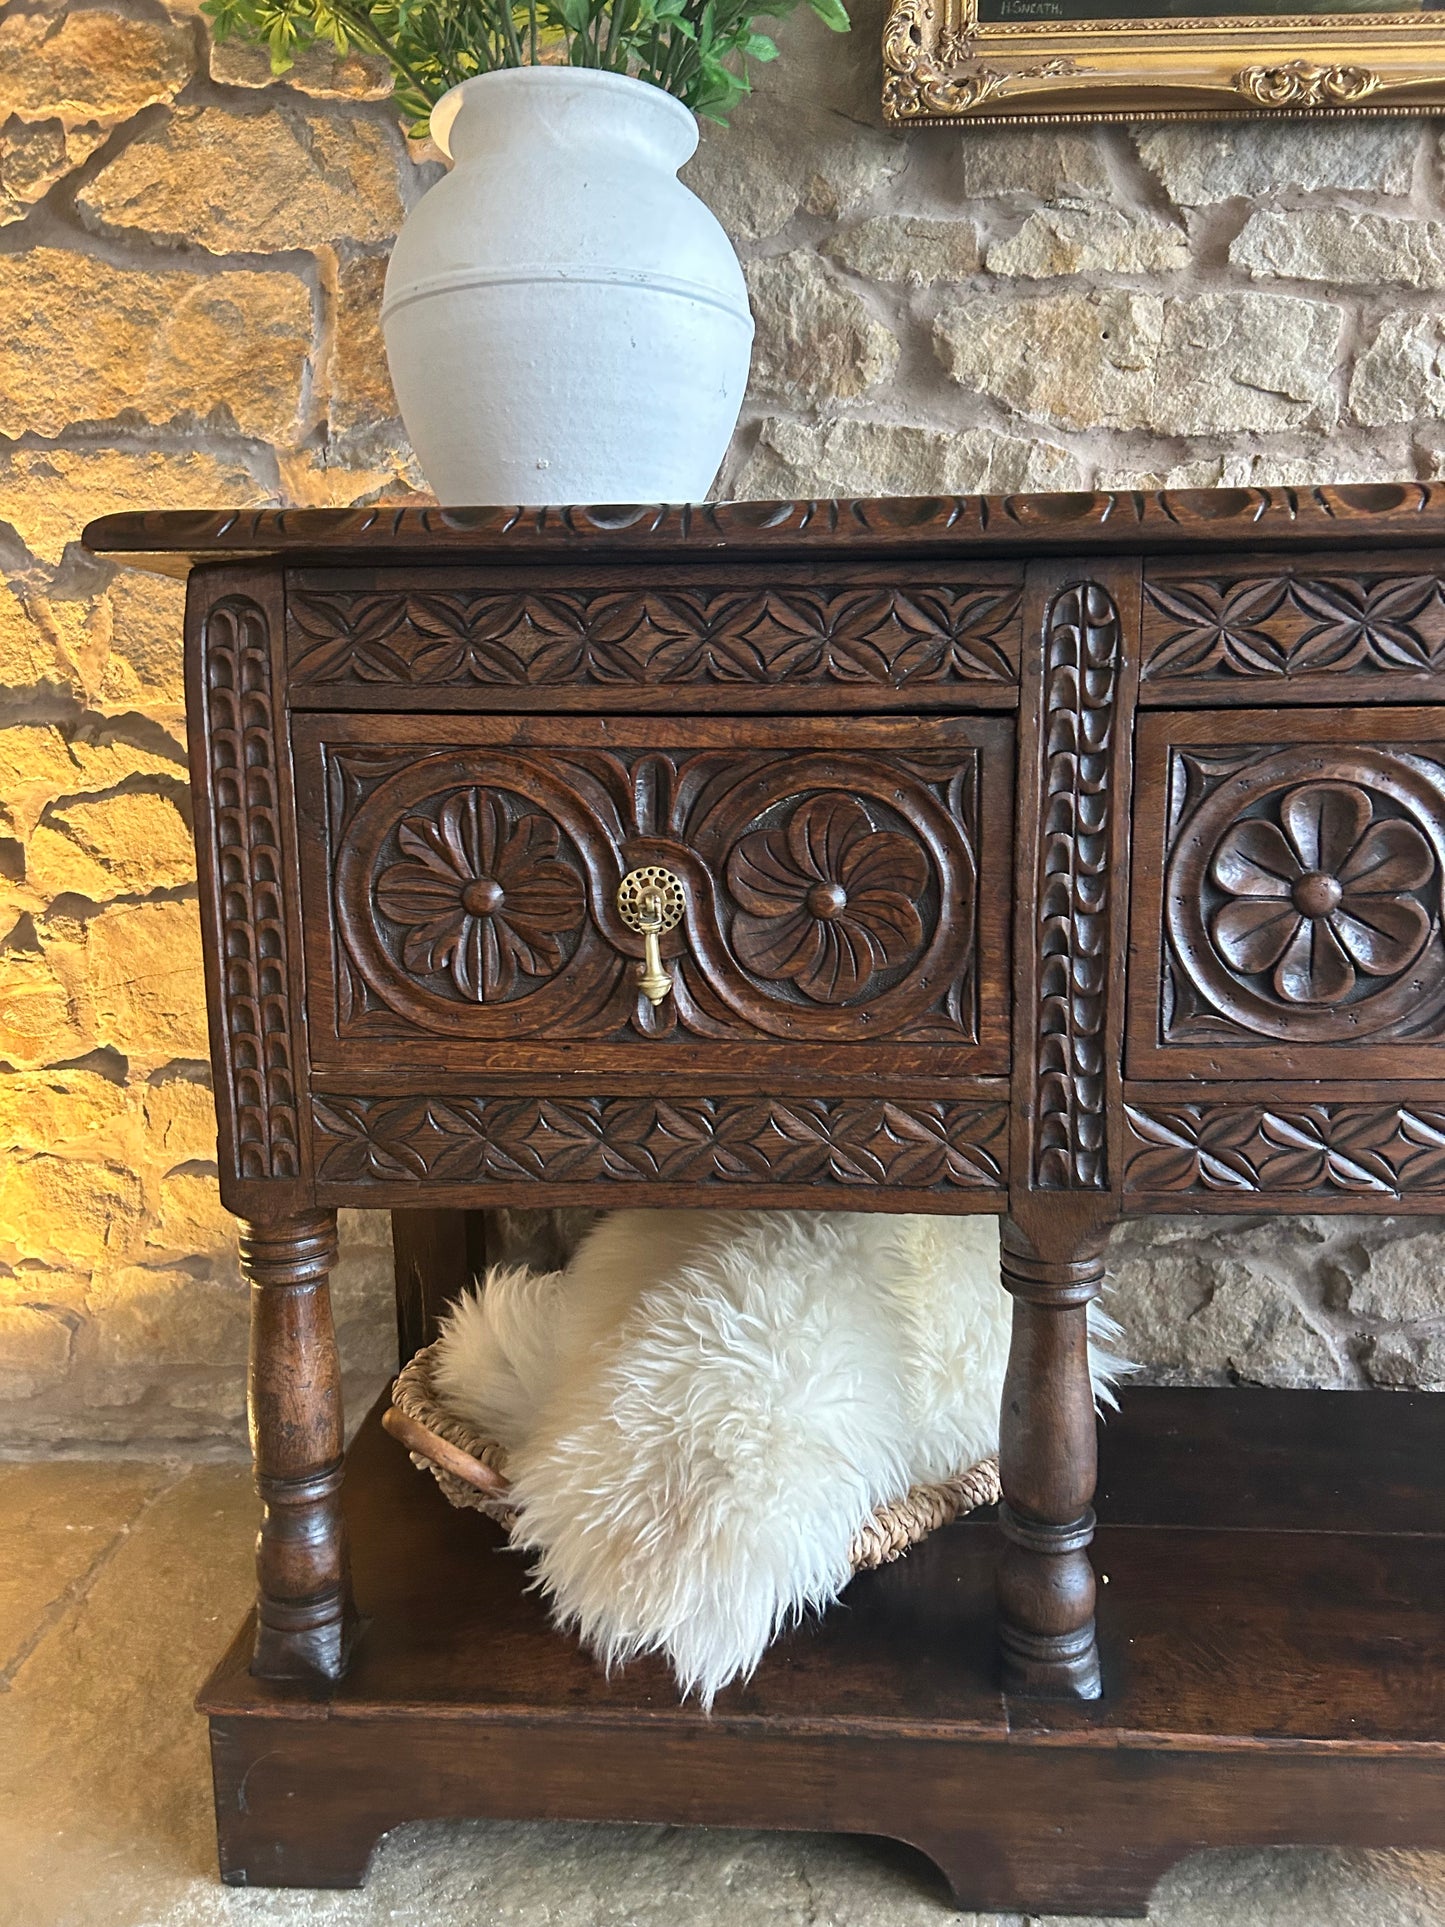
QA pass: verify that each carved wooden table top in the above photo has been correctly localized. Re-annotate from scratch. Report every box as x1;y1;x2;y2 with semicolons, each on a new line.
83;484;1445;1903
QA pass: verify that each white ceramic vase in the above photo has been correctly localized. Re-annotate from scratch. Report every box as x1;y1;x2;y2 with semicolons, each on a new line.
382;67;754;506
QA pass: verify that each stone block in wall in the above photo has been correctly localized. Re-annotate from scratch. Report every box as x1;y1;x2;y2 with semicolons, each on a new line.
1324;1227;1445;1325
81;1267;247;1387
0;117;107;225
745;252;897;408
736;416;1082;499
0;6;193;124
825;217;980;285
686;98;907;246
84;900;208;1066
933;289;1341;435
0;724;184;842
38;791;194;900
208;35;392;100
144;1171;236;1262
955;128;1113;200
1135;121;1421;206
77;104;409;253
1105;1219;1344;1387
0;586;86;699
0;249;312;442
94;572;188;725
141;1075;218;1171
1349;313;1445;425
985;207;1188;278
0;1068;129;1154
1362;1330;1445;1390
329;253;402;442
1097;448;1409;492
0;944;94;1069
0;449;265;567
0;1303;74;1400
1232;210;1445;289
0;1153;145;1271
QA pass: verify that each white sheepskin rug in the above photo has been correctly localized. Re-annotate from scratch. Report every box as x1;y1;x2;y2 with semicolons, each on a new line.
430;1208;1126;1707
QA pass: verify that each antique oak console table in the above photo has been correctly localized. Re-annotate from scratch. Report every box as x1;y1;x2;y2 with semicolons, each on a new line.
86;488;1445;1914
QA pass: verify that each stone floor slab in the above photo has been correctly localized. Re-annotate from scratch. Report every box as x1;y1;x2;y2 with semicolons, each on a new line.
0;1459;171;1680
0;1460;1443;1927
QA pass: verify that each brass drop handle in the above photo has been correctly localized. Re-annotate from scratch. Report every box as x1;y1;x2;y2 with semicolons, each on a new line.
616;866;686;1008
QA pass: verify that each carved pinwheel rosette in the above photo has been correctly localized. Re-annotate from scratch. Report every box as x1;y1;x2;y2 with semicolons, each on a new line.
1166;745;1445;1047
682;755;978;1042
726;795;926;1006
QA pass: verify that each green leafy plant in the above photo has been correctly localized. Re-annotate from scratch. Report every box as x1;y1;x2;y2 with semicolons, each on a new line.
202;0;849;132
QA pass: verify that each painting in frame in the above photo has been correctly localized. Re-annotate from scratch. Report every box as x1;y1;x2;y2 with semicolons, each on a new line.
882;0;1445;122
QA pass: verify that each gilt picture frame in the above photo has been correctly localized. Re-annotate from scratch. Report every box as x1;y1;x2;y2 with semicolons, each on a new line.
881;0;1445;123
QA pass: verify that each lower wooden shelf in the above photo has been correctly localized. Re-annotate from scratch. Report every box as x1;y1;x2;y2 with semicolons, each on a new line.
200;1386;1445;1914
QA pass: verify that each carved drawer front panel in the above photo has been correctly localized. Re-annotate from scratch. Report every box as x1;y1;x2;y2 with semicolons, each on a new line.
1142;557;1445;706
292;714;1012;1074
283;564;1023;712
1129;708;1445;1080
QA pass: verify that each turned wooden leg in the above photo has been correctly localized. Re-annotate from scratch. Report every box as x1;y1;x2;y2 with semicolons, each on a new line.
239;1208;357;1682
997;1223;1105;1700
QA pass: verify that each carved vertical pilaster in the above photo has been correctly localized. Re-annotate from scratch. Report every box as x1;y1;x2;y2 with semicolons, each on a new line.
186;565;311;1216
1001;561;1140;1699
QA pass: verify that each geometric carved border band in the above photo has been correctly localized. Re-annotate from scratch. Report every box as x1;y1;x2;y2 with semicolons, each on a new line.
312;1093;1009;1192
288;582;1021;692
1033;581;1121;1190
202;595;302;1183
1143;573;1445;685
1124;1101;1445;1199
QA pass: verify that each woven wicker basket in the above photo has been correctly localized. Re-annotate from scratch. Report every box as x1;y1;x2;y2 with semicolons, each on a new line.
384;1340;1002;1573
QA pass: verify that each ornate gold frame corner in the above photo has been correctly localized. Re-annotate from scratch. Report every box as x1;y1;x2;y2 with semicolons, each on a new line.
882;0;1445;124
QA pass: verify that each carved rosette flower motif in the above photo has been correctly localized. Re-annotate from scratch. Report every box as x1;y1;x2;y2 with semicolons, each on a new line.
1162;743;1445;1049
726;794;927;1004
374;789;585;1002
1210;782;1433;1008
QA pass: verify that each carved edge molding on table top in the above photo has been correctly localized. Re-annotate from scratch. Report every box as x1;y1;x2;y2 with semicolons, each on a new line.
82;483;1445;564
1123;1099;1445;1199
1032;583;1122;1192
199;594;305;1188
310;1093;1010;1193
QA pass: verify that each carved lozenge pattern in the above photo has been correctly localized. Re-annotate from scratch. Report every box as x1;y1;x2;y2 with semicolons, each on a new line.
1144;573;1445;683
312;1092;1008;1192
1124;1101;1445;1199
289;583;1020;690
1033;582;1121;1189
203;596;302;1182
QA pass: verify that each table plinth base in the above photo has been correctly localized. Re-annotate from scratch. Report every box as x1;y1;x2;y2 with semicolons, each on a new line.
200;1387;1445;1915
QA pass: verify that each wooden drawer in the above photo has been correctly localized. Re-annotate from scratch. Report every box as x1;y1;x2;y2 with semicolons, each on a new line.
293;713;1013;1076
1128;707;1445;1079
282;562;1023;712
1141;553;1445;707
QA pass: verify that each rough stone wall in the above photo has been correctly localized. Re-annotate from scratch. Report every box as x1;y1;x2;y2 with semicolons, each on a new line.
0;0;1442;1444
